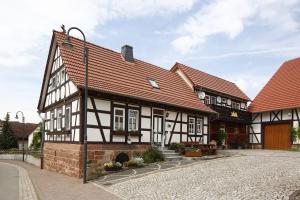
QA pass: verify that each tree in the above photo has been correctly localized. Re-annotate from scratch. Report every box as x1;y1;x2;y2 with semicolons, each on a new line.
0;113;18;149
29;125;42;150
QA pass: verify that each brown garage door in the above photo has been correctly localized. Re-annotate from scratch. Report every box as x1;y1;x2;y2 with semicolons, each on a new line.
264;123;290;150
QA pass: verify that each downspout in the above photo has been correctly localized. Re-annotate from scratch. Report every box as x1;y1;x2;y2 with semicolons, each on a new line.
37;111;45;169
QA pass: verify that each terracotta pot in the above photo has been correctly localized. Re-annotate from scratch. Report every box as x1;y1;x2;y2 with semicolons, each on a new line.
185;151;202;157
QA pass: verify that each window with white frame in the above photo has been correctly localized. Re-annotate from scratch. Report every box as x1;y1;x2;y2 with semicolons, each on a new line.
211;96;217;105
232;101;237;109
148;79;160;89
50;111;55;131
196;118;203;135
128;109;139;131
57;108;62;131
189;118;195;134
114;108;125;131
222;98;227;106
236;103;240;110
205;95;210;104
65;106;71;130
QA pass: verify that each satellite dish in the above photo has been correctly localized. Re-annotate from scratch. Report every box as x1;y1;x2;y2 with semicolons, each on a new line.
217;96;221;103
198;91;205;99
227;99;231;105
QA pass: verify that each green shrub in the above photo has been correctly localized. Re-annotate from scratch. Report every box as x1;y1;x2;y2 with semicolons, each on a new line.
169;143;185;155
125;157;144;168
185;146;199;152
290;127;298;142
142;147;164;163
216;130;227;146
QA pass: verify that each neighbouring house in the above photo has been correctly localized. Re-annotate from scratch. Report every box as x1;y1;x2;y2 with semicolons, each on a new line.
37;30;215;178
9;121;39;150
171;63;251;148
248;58;300;150
0;119;39;150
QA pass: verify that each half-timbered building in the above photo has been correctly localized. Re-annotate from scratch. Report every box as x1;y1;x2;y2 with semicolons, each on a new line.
171;63;251;148
37;30;215;177
249;58;300;150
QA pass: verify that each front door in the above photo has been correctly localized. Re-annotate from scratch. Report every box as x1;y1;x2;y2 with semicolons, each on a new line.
264;123;290;150
153;115;164;146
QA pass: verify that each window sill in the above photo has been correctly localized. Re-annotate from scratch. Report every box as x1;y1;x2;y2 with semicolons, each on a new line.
113;131;142;136
47;130;71;135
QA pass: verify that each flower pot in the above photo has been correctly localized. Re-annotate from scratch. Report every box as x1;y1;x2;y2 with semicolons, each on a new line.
185;151;202;157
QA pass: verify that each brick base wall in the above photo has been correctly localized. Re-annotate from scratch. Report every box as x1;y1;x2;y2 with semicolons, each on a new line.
248;144;263;149
43;142;150;178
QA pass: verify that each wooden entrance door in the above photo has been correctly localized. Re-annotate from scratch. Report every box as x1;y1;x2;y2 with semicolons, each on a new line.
264;123;290;150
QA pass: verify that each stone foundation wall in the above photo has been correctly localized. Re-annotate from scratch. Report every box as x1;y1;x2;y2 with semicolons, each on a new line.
43;143;83;178
43;142;150;178
248;144;263;149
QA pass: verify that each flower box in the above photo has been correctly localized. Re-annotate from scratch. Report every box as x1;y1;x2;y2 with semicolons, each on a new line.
185;151;202;157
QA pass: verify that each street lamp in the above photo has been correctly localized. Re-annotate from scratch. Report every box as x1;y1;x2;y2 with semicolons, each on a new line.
15;111;25;162
62;26;89;184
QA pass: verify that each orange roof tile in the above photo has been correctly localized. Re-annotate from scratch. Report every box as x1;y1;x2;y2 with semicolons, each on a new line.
54;31;214;114
171;63;250;101
249;58;300;113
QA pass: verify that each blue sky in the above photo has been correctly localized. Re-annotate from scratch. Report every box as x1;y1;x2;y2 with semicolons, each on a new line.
1;0;300;122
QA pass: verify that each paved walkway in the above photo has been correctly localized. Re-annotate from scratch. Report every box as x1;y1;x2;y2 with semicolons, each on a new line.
1;160;121;200
101;150;300;200
0;162;38;200
0;162;19;200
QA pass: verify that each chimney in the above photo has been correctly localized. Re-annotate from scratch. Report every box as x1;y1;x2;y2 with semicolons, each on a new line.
121;45;134;62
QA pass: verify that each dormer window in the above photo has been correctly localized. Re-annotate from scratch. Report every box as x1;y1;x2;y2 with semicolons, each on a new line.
148;79;159;89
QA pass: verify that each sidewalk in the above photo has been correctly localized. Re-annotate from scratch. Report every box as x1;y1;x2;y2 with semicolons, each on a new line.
1;160;121;200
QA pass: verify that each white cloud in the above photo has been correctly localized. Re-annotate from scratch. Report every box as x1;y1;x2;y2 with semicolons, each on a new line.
172;0;300;54
0;0;196;67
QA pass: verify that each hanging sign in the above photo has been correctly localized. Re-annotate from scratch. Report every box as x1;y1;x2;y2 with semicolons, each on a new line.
231;112;238;118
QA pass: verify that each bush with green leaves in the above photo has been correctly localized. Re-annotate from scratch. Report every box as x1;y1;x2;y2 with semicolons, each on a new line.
125;157;144;168
29;129;42;150
142;147;164;163
216;130;227;146
169;143;185;155
290;127;298;142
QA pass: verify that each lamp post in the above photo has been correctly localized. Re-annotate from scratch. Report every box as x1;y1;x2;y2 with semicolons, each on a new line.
62;27;89;184
15;111;25;162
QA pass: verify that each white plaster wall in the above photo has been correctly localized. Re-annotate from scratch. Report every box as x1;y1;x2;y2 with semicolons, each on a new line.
87;112;97;125
262;112;269;122
141;107;151;116
182;113;187;122
166;111;176;121
87;128;102;141
141;131;150;142
99;113;110;127
95;99;111;111
141;118;151;129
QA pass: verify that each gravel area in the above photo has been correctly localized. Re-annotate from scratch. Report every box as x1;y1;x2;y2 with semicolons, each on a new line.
108;150;300;200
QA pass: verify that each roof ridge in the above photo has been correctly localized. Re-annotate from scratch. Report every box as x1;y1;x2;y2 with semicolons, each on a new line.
175;62;236;85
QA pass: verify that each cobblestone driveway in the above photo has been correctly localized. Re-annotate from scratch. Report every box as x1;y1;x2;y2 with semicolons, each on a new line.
108;150;300;200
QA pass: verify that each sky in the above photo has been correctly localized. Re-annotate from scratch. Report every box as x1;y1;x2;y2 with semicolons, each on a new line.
1;0;300;123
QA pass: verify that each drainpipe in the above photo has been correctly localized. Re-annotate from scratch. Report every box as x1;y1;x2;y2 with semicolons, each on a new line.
37;112;45;169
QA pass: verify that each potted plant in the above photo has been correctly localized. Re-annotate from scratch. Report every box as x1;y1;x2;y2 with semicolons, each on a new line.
124;157;145;168
114;129;126;136
216;130;227;149
185;146;202;157
103;162;123;171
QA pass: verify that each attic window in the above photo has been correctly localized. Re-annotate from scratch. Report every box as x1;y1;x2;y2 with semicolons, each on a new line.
148;79;159;89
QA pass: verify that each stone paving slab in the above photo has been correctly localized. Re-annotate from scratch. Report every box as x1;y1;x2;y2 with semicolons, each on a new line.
100;150;300;200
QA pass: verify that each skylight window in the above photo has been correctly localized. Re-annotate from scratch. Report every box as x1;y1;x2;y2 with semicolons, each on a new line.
148;79;160;89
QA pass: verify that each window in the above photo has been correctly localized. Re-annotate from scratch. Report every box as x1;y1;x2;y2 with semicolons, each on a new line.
196;118;203;135
61;69;66;83
222;98;227;106
128;110;139;131
205;95;210;104
211;96;217;105
148;79;159;89
236;103;240;110
51;76;56;90
114;108;125;131
189;118;195;134
232;102;237;109
57;108;62;131
234;127;239;134
50;111;55;131
153;109;164;116
65;106;71;130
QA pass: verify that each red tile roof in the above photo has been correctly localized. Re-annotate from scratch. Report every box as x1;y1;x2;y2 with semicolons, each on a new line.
249;58;300;113
9;121;38;139
171;63;250;101
54;31;214;114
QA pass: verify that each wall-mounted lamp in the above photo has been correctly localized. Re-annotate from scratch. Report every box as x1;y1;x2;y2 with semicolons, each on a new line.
166;112;169;118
